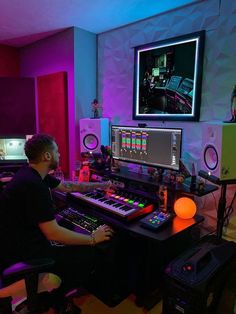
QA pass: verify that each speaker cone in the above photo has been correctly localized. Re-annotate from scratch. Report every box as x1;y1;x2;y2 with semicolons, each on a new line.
83;134;99;151
204;145;218;171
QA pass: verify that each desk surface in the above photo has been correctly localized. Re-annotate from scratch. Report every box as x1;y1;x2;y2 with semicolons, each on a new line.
65;192;204;242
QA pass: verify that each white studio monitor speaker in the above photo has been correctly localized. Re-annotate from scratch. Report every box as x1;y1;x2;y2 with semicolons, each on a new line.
201;122;236;181
80;118;109;153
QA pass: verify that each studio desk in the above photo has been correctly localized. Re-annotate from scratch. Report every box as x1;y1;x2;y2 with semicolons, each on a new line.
52;171;218;309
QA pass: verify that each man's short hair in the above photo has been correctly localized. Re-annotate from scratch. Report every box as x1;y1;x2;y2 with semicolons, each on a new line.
24;134;55;163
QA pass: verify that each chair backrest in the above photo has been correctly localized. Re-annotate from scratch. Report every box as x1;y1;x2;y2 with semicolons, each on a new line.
0;260;61;313
0;272;61;299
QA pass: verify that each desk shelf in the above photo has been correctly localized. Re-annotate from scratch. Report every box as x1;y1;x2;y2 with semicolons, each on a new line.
109;170;218;197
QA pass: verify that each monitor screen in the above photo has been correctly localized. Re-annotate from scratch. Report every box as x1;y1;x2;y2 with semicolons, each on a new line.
0;137;27;163
133;31;205;121
111;126;182;171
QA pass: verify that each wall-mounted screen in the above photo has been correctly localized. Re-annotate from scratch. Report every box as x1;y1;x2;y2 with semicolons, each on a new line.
0;137;27;164
133;31;205;121
111;125;182;171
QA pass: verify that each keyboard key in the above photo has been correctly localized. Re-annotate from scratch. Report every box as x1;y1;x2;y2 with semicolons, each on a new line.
58;207;103;233
119;205;132;212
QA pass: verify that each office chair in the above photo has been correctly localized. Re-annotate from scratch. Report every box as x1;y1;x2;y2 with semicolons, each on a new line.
0;258;61;313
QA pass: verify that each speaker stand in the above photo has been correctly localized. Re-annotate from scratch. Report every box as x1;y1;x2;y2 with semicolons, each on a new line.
216;179;236;240
216;183;227;240
198;170;236;240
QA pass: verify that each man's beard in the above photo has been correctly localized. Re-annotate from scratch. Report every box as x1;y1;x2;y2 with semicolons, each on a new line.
49;159;58;171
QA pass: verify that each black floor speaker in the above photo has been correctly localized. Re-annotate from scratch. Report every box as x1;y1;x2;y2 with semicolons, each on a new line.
163;237;236;314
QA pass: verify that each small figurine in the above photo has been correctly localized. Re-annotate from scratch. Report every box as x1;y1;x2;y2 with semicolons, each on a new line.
91;99;102;118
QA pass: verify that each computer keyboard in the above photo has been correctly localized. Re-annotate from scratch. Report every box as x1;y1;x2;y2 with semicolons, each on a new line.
57;207;103;233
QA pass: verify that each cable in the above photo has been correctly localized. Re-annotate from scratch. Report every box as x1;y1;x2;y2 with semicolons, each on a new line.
223;191;236;227
211;191;218;212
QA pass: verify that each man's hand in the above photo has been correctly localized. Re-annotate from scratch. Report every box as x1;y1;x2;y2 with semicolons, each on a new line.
100;180;113;191
92;224;114;244
39;220;114;246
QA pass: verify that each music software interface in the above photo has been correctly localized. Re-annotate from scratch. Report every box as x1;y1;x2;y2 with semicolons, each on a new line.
111;126;182;170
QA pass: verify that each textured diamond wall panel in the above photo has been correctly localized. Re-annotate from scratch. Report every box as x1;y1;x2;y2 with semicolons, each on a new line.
98;0;236;162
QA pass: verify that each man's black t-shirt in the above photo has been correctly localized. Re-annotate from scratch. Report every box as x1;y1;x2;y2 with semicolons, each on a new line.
0;166;60;267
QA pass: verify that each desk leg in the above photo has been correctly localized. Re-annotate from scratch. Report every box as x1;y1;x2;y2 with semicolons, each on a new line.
134;240;164;310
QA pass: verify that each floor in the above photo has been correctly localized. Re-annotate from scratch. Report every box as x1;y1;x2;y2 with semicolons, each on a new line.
74;294;163;314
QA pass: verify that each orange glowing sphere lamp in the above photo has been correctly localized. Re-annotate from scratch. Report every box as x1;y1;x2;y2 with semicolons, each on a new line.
174;197;197;219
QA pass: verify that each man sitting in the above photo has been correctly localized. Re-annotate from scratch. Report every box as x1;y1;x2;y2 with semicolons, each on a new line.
0;133;114;313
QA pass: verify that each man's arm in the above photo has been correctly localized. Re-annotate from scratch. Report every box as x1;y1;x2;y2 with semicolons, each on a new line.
56;180;112;193
39;219;113;246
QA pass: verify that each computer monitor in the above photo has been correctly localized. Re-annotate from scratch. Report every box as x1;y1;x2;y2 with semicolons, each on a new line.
111;125;182;171
0;136;28;164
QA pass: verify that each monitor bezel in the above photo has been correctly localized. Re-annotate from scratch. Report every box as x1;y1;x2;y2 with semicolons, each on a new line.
133;30;205;121
111;125;182;171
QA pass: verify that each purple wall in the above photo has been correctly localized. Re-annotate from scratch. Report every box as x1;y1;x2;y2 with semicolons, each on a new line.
0;44;20;77
0;77;36;135
0;45;36;135
74;27;97;160
20;28;75;174
20;27;97;175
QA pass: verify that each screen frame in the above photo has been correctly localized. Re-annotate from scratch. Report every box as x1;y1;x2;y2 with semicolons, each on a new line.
0;135;28;164
133;30;205;122
111;125;182;171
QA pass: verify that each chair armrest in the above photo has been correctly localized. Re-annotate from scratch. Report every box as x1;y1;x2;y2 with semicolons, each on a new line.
2;258;55;280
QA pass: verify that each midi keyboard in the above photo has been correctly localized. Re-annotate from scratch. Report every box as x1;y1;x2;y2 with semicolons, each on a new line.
71;190;153;220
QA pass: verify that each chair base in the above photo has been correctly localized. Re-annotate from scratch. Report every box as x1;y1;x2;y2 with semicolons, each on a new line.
0;296;12;314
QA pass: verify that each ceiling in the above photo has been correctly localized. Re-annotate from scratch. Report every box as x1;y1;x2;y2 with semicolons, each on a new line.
0;0;200;47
